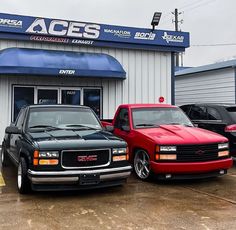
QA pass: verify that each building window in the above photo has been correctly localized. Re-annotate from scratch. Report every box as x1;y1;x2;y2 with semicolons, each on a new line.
37;89;58;104
12;86;102;121
13;86;34;121
83;89;101;118
61;89;81;105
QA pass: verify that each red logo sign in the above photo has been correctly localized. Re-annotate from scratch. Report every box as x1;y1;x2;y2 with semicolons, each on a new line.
196;150;205;155
159;96;165;103
77;155;98;162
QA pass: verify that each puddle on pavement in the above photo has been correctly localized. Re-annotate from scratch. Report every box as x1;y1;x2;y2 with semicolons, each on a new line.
0;172;6;187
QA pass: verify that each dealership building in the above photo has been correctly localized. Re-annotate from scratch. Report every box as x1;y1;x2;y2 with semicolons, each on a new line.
0;13;189;141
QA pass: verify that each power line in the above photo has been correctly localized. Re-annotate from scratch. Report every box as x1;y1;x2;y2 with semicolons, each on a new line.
179;0;208;10
161;0;207;24
183;0;218;13
161;0;218;26
157;0;206;26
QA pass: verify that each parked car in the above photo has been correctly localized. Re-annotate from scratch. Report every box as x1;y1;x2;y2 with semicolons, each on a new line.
180;103;236;157
0;105;132;194
101;104;233;181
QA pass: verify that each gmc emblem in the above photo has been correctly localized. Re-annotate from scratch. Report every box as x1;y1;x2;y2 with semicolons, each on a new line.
77;155;98;162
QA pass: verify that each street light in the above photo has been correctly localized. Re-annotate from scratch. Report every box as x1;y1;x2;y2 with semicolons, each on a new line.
151;12;162;30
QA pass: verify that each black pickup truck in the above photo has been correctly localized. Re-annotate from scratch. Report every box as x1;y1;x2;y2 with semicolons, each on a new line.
0;105;132;194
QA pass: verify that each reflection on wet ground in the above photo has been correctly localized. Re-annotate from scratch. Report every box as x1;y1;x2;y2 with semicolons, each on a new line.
0;162;236;230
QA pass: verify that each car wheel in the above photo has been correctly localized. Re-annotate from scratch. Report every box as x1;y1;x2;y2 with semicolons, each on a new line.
134;149;151;180
17;157;31;194
1;144;9;167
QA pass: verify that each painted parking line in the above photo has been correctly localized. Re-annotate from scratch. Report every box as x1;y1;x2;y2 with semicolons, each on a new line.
0;172;6;186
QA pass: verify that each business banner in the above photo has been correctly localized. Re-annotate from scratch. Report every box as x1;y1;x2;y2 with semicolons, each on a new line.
0;13;190;51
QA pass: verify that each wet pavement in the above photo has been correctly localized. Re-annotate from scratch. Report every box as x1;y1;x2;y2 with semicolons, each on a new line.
0;163;236;230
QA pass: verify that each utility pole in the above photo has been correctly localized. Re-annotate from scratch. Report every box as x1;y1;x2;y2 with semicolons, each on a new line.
174;8;179;32
172;8;183;67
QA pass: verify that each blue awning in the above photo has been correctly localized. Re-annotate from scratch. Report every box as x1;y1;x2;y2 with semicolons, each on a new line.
0;48;126;79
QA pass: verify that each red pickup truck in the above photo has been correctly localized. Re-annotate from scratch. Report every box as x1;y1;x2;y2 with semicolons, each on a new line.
102;104;233;180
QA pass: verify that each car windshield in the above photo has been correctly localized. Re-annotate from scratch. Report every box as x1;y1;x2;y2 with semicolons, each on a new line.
132;107;193;128
27;107;102;131
226;107;236;122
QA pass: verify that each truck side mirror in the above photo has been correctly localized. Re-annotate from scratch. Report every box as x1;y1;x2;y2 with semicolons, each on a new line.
105;125;114;132
5;126;22;134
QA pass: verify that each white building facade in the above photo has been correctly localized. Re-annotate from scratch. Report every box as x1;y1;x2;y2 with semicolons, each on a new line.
0;13;189;141
175;60;236;105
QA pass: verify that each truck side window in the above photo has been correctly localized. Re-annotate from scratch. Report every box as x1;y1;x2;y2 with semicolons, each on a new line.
189;106;207;120
180;105;191;115
207;107;222;120
15;108;25;129
114;109;130;129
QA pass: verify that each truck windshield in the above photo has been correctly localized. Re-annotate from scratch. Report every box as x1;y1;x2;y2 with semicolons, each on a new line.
27;107;102;130
132;107;193;128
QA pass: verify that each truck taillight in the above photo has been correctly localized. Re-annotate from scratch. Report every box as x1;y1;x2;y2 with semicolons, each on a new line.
225;124;236;132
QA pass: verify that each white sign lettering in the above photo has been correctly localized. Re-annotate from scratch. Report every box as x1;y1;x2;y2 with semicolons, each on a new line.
162;32;184;43
0;18;22;28
134;32;156;40
59;70;75;75
48;20;68;36
72;39;94;45
104;29;131;38
26;18;100;39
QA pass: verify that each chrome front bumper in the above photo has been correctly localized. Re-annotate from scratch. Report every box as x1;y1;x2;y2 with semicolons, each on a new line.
28;166;132;184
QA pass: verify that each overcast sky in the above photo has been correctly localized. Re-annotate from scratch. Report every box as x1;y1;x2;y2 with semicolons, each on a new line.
1;0;236;67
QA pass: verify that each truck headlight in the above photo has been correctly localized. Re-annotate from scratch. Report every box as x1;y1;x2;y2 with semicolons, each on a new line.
156;146;177;161
159;146;177;152
112;148;127;154
112;148;129;161
33;150;59;166
218;143;229;150
39;151;59;158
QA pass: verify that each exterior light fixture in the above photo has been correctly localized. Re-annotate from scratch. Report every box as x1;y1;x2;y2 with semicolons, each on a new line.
151;12;162;30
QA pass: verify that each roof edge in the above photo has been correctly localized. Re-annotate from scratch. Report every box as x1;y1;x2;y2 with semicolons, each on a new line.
175;59;236;76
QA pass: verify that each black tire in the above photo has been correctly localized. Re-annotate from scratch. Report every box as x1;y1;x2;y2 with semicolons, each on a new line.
1;144;10;167
17;157;31;194
133;149;152;181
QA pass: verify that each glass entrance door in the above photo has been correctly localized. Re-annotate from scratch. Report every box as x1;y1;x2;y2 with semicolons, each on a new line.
83;89;101;118
37;89;58;104
61;89;81;105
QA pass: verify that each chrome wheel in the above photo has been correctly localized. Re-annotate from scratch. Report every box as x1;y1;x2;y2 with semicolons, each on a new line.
134;150;150;180
0;146;9;167
17;163;22;189
17;158;31;194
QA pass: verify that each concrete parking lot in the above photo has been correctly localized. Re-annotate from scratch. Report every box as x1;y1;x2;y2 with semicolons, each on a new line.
0;163;236;230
